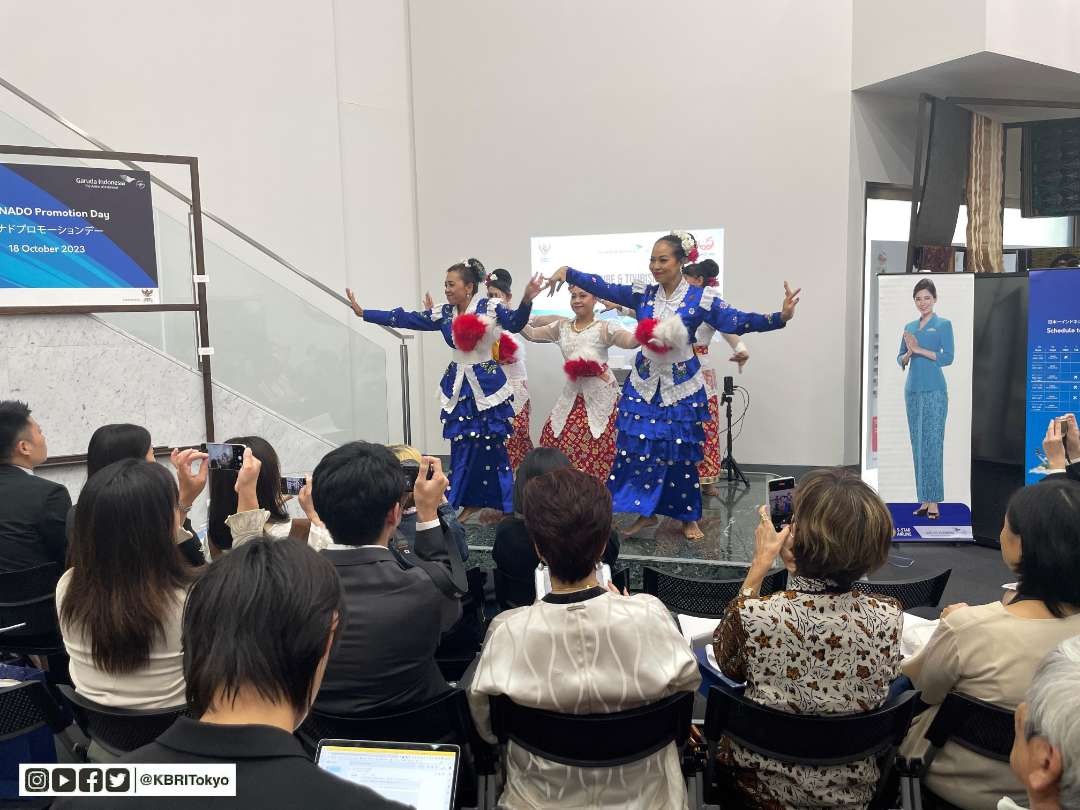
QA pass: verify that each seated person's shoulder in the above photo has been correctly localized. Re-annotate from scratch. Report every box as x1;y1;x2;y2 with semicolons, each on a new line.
939;599;1006;631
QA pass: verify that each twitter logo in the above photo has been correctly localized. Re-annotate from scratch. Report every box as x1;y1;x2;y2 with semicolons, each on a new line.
105;769;130;792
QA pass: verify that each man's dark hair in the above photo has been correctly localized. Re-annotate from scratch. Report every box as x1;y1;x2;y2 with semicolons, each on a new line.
86;423;153;478
523;467;612;582
0;400;32;463
512;447;571;513
1007;479;1080;617
312;441;404;545
183;536;345;718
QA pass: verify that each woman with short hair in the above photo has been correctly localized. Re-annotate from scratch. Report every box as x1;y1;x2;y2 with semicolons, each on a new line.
58;459;200;709
712;467;902;809
901;478;1080;809
470;467;699;809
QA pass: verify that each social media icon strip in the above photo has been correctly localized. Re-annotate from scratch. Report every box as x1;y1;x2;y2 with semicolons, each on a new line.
21;764;235;796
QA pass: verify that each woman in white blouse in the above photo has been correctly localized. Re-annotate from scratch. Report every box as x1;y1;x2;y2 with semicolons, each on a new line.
206;435;329;554
469;467;700;809
520;285;639;482
57;456;204;710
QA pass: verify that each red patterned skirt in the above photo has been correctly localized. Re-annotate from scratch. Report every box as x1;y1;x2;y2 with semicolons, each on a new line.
506;400;534;470
539;395;618;483
698;391;722;483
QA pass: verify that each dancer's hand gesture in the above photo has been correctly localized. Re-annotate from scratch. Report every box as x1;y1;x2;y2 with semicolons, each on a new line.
521;273;546;304
546;266;569;295
345;288;363;318
423;291;435;311
780;281;801;322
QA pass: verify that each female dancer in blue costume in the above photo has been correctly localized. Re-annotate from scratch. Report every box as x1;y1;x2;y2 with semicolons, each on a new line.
546;232;800;540
347;259;543;520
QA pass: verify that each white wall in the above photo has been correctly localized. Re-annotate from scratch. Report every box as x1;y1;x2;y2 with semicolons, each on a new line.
409;0;857;465
0;0;427;448
986;0;1080;76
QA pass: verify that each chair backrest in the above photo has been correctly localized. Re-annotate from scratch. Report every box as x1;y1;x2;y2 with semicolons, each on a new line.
923;691;1014;763
0;562;63;642
610;567;629;593
490;691;694;768
704;686;921;767
0;679;67;743
58;684;185;756
493;568;535;611
642;567;788;618
853;569;952;611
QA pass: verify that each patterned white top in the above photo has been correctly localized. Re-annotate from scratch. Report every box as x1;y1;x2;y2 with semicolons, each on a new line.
497;332;529;415
521;318;637;438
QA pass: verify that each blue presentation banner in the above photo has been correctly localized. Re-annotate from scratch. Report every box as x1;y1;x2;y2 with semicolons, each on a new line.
1025;268;1080;484
0;163;158;306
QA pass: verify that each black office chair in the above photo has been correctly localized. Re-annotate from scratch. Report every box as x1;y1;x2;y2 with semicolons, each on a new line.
493;568;534;611
0;678;71;743
853;569;952;612
298;689;492;809
702;686;921;810
58;684;185;761
0;562;65;658
437;568;489;683
610;567;629;593
642;566;789;618
489;692;695;804
899;692;1015;810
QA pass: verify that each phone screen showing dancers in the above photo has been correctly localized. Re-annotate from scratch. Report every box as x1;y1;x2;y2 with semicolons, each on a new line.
767;477;796;532
280;476;306;496
203;442;245;471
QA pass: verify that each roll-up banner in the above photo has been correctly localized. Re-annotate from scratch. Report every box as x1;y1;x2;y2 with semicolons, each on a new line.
0;163;158;305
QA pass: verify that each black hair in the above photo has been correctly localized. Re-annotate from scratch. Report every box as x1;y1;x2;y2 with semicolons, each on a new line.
512;447;571;514
683;258;719;281
486;267;513;297
64;459;195;674
0;400;32;463
207;436;287;552
448;258;486;297
86;424;153;478
656;232;696;263
913;279;937;299
312;441;403;545
182;536;345;718
1051;253;1080;267
1006;479;1080;617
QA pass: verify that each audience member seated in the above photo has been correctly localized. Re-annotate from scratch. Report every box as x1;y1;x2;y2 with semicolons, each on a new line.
0;400;71;577
312;442;463;716
492;448;619;600
53;537;410;810
390;444;468;561
65;423;207;566
207;435;329;557
1004;635;1080;810
57;459;202;710
1043;413;1080;483
712;467;901;810
469;467;699;809
902;479;1080;809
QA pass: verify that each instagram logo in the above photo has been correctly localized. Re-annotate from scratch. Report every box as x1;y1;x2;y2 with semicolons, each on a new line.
24;769;49;792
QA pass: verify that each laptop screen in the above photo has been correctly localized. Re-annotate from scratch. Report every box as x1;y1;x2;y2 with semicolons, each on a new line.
316;739;459;810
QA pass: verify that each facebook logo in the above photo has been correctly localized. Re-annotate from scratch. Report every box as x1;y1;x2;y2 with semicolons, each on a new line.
78;768;102;793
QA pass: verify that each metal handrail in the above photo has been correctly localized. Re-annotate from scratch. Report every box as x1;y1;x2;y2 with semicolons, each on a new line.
0;74;409;340
0;73;414;443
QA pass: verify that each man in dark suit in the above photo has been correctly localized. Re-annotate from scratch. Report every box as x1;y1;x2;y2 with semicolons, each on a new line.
312;442;463;717
0;400;71;575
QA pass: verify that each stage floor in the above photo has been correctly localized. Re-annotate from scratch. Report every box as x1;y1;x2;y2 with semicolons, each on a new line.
462;472;776;587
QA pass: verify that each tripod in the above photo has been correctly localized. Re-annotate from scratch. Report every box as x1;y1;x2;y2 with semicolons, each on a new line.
719;379;750;488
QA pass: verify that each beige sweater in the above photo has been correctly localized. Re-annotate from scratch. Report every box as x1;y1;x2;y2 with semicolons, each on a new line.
901;601;1080;810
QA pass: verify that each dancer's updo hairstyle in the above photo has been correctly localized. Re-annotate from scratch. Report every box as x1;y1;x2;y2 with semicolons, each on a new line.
486;268;512;297
448;258;486;296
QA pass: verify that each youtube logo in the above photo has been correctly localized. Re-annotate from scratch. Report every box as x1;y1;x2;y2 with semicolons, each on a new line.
52;768;76;792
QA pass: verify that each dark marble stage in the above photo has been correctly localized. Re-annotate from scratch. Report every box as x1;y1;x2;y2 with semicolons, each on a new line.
463;472;776;588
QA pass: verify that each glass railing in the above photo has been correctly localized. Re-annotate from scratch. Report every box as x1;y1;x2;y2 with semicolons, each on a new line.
0;101;393;448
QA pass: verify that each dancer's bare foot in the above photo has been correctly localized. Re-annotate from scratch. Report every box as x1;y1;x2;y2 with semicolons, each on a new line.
458;506;480;523
701;483;721;497
682;520;705;541
623;515;659;537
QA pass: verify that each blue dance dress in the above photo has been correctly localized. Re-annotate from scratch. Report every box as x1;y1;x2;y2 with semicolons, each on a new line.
363;295;532;511
566;268;785;521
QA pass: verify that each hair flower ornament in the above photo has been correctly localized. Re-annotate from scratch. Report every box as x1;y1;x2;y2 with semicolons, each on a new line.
670;230;699;262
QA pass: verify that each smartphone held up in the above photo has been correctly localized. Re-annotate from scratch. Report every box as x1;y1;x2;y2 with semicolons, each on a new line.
767;476;796;532
201;442;245;471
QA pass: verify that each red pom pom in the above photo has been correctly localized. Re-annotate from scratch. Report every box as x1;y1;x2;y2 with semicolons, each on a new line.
497;332;519;364
452;313;487;352
635;317;672;354
563;357;605;381
687;247;700;262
